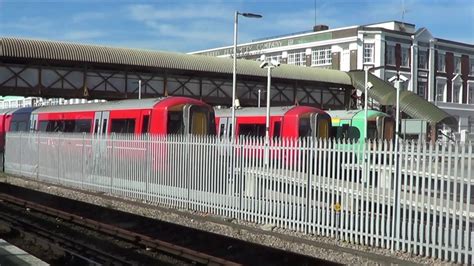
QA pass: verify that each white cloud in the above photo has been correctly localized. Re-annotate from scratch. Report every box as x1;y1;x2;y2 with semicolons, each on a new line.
63;30;105;40
72;12;107;23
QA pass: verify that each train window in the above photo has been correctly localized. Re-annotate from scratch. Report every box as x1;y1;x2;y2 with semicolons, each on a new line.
167;111;184;134
75;120;92;133
299;117;312;137
142;115;150;134
273;121;281;138
64;120;76;133
238;124;265;137
39;121;48;132
110;119;134;134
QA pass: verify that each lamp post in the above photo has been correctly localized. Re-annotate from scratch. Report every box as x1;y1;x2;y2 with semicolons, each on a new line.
232;11;262;138
138;80;142;100
260;60;280;165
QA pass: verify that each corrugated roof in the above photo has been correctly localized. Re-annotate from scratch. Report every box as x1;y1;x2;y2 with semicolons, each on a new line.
0;37;352;86
348;71;456;126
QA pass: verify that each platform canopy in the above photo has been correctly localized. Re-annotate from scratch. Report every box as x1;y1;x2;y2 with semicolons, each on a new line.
348;70;457;127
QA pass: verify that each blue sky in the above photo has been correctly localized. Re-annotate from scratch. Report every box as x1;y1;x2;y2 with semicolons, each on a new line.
1;0;473;53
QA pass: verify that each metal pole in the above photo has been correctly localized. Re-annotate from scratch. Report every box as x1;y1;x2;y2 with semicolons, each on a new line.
394;73;401;144
231;11;238;139
138;80;142;99
264;67;271;165
364;66;368;140
258;89;261;108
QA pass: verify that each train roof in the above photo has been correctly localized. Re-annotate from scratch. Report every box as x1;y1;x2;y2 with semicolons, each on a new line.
327;109;389;120
0;108;19;115
215;106;296;117
32;98;168;114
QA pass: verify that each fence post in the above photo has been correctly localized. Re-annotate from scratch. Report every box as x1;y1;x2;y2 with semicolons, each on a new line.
19;132;22;176
37;133;40;180
81;133;85;189
57;133;61;183
305;137;313;234
239;138;245;220
185;134;191;210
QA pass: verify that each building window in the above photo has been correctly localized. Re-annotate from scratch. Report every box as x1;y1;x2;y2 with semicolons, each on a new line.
401;47;409;67
453;83;461;103
363;43;374;64
454;57;461;73
311;47;332;66
417;81;427;98
436;79;446;102
437;53;445;72
386;45;395;65
470;58;474;75
287;51;306;66
468;83;474;104
418;50;428;69
266;54;282;64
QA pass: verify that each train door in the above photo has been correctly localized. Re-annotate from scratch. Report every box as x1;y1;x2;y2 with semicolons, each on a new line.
310;113;330;139
183;104;211;136
30;114;38;132
93;111;110;136
376;116;394;141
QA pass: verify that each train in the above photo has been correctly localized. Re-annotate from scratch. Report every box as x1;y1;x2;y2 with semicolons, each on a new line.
214;105;332;139
0;97;395;152
0;97;216;151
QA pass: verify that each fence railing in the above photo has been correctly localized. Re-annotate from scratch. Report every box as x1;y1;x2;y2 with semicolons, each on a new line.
5;132;473;264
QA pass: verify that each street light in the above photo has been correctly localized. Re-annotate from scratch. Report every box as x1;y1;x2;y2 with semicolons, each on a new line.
389;73;408;144
232;11;262;138
260;60;280;165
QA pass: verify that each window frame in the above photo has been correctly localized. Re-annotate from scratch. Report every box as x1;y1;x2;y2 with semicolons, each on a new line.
363;43;375;64
287;51;306;66
311;47;332;66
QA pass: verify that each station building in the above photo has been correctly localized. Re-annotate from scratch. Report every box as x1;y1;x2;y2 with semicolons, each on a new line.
191;21;474;136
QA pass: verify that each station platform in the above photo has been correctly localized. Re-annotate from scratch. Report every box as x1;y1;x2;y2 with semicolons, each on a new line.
0;239;48;266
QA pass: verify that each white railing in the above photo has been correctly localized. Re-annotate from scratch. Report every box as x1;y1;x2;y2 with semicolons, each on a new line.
5;132;473;264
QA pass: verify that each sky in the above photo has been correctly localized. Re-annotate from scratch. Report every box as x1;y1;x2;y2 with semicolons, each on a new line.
1;0;473;53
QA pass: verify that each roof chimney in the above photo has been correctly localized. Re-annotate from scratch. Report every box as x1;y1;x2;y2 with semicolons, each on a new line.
313;24;329;32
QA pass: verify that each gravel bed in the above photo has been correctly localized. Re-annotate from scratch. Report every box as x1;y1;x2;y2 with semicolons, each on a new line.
0;174;454;265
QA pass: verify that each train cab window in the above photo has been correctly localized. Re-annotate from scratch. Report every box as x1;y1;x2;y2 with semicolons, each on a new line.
238;124;265;137
298;117;312;137
142;115;150;134
110;119;134;134
167;111;184;134
273;121;281;138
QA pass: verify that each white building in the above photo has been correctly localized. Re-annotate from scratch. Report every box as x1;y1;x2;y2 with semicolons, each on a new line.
191;21;474;134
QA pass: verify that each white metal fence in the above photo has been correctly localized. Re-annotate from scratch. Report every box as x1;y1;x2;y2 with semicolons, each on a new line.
5;132;473;264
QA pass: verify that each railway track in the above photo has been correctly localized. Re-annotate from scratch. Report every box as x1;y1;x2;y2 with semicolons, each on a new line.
0;183;338;265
